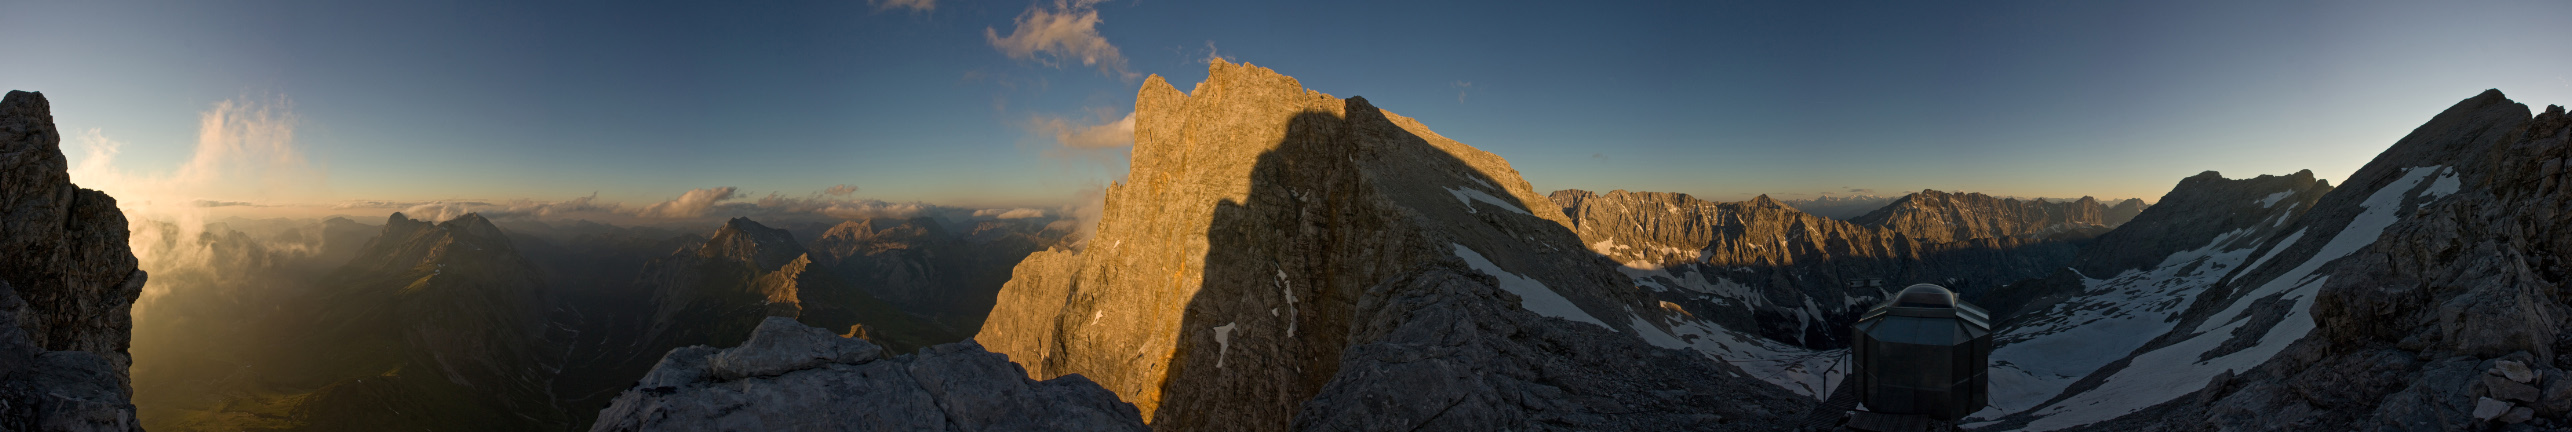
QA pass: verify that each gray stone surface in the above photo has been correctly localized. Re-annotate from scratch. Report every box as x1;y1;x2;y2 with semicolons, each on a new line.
2478;397;2513;421
2500;360;2538;383
2492;374;2543;403
591;317;1145;432
708;317;884;380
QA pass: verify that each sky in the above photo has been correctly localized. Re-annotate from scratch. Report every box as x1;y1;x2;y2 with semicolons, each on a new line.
4;0;2570;218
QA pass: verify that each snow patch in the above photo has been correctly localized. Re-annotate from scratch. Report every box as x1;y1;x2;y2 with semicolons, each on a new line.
1629;314;1845;398
1213;322;1238;368
1979;222;2260;420
2255;190;2295;208
1453;243;1609;329
1446;186;1532;215
2421;167;2461;201
2229;228;2305;284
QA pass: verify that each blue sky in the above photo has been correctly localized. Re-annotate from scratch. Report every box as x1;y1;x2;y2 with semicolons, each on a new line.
4;0;2569;212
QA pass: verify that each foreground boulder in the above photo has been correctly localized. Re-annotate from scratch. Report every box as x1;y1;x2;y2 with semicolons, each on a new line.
590;317;1145;432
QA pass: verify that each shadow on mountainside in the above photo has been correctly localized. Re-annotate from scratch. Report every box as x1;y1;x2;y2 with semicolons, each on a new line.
1147;98;1810;430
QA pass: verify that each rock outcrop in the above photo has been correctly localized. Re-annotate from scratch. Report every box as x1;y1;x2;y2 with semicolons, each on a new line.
0;90;143;430
589;317;1146;432
968;60;1806;430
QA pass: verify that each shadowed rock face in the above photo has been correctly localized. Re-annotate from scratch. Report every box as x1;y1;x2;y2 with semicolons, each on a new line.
0;90;143;431
971;60;1806;431
2105;198;2150;226
588;317;1146;432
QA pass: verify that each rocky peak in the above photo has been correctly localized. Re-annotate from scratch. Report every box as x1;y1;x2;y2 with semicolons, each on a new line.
1848;189;2111;242
346;211;522;276
0;89;148;429
2105;197;2150;226
970;59;1805;430
700;217;806;272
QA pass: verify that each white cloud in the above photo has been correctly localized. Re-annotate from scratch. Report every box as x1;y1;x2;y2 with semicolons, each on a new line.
635;187;740;218
824;184;862;196
985;0;1134;79
873;0;935;13
68;95;324;295
974;208;1047;219
1033;111;1134;149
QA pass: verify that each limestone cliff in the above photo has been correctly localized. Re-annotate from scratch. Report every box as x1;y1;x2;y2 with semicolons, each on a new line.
0;90;144;430
972;60;1805;431
1546;188;2100;348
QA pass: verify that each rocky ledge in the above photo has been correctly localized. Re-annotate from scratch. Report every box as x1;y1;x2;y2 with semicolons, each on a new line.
589;317;1145;432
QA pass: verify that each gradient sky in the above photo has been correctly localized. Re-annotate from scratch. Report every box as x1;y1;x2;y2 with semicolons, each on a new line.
5;0;2569;210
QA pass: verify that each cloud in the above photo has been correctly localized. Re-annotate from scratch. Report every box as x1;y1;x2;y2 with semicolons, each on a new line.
1198;40;1234;65
986;0;1134;79
824;184;862;196
635;187;740;218
1453;81;1473;103
1590;153;1606;161
974;208;1047;219
872;0;934;13
71;95;322;208
68;95;326;293
1033;111;1134;149
1057;182;1107;245
1848;188;1876;194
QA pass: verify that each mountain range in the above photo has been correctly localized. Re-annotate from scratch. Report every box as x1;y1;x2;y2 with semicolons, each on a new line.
11;62;2572;431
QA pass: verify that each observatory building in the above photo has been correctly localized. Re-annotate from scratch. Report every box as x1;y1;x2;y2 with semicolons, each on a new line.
1850;283;1992;421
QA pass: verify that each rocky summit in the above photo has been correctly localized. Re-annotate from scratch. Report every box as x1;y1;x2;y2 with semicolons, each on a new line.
954;60;1809;430
0;90;144;431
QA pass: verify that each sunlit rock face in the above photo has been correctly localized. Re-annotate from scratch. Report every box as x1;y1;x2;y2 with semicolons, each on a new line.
972;60;1808;431
0;90;144;431
589;317;1146;432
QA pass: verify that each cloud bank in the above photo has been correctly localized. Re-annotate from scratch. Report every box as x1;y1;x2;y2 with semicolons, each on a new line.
873;0;935;13
986;0;1134;79
1034;111;1135;149
635;187;740;218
